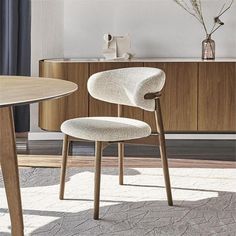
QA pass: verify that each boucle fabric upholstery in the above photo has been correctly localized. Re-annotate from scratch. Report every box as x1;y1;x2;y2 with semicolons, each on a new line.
61;117;151;142
87;67;165;111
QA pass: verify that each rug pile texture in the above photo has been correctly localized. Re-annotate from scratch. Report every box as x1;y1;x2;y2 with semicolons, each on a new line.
0;167;235;235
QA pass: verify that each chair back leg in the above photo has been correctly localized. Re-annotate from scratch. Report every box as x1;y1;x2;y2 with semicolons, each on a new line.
118;142;124;185
94;141;103;219
59;134;69;200
154;98;173;206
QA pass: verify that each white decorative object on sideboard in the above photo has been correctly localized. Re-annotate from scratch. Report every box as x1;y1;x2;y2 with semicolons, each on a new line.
102;34;133;60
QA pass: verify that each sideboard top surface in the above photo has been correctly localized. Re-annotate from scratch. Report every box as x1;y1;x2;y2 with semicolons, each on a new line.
42;57;236;63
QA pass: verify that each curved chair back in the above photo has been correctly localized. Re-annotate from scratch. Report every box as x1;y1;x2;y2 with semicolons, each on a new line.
87;67;165;111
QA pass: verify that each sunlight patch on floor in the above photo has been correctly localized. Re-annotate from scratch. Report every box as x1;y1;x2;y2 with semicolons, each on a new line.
0;168;235;235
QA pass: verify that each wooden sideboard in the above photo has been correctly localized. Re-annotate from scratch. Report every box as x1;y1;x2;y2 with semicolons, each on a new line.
39;58;236;133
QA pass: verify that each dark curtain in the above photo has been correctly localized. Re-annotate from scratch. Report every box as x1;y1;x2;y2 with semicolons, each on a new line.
0;0;31;132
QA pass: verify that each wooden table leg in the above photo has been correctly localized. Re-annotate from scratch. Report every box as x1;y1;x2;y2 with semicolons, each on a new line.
0;107;24;236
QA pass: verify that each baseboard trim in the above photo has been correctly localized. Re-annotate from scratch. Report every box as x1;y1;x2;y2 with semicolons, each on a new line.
29;132;64;140
28;132;236;141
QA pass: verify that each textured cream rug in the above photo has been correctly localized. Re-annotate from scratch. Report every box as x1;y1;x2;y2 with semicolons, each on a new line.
0;167;236;235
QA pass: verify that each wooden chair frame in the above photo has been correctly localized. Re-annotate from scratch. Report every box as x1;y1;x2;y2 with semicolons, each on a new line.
59;92;173;220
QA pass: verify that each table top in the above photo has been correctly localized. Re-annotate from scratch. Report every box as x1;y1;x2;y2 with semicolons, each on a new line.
0;76;78;107
42;57;236;63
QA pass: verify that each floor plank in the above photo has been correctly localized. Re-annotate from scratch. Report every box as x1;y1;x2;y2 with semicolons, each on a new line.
17;155;236;168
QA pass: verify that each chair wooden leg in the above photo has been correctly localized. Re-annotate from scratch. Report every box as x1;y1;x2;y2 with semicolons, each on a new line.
0;107;24;236
154;99;173;206
118;142;124;185
59;134;69;200
94;141;102;220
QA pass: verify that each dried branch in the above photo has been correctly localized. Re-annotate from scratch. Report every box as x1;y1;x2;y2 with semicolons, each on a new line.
209;0;234;35
173;0;202;23
218;0;234;18
173;0;234;37
209;2;227;34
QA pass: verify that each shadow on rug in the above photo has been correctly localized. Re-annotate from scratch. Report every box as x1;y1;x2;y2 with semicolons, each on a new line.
30;191;236;235
0;167;235;235
0;168;141;188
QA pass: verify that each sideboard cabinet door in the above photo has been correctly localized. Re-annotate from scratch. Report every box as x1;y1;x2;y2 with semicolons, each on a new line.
198;62;236;131
39;62;89;131
38;60;236;133
66;63;89;120
144;62;198;132
39;62;68;131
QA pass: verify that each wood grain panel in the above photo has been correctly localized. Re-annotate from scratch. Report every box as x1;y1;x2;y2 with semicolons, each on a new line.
198;62;236;131
123;106;143;120
39;62;89;131
89;62;143;120
144;63;198;132
66;63;89;119
39;61;68;131
143;63;166;132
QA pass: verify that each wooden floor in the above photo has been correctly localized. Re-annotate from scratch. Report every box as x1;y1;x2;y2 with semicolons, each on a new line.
17;155;236;168
16;140;236;168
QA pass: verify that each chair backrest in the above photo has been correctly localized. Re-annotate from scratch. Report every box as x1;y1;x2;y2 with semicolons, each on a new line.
87;67;165;111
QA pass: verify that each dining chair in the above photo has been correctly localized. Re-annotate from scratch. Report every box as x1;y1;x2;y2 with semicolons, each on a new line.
59;67;173;219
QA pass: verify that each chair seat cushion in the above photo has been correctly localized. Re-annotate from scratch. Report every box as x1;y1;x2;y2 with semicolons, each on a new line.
61;117;151;142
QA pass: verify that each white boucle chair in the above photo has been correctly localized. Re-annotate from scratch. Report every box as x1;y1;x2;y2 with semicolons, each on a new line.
59;67;173;220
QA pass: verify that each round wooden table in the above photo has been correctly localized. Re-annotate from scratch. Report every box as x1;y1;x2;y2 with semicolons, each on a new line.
0;76;77;235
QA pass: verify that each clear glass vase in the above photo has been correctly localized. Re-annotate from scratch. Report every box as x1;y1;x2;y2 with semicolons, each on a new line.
202;35;215;60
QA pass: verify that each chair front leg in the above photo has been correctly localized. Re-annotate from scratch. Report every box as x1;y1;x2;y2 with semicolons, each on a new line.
154;98;173;206
118;142;124;185
117;104;124;185
59;134;69;200
94;141;103;220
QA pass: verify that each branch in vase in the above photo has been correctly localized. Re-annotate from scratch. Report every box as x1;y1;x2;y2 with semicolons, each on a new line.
173;0;208;34
173;0;234;36
209;3;227;34
218;0;234;18
209;0;234;35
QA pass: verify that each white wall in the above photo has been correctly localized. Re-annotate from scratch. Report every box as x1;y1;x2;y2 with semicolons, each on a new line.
31;0;64;131
64;0;236;58
31;0;236;133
